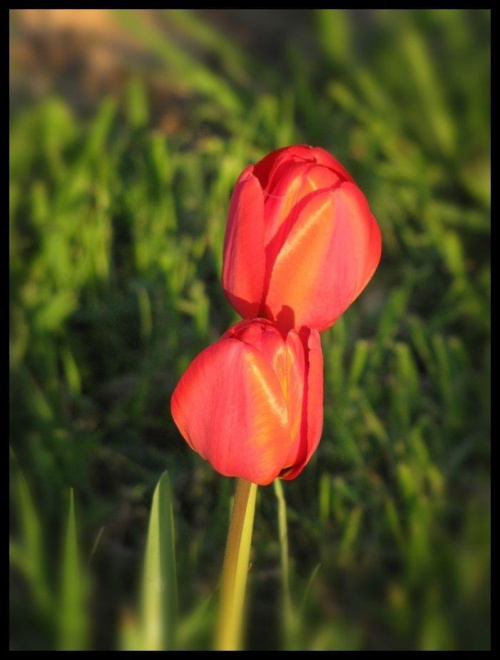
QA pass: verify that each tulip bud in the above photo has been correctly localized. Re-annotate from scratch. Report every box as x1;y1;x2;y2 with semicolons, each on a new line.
222;145;382;332
170;319;323;486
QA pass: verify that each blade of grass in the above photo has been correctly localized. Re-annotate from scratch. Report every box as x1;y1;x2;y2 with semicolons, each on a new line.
177;593;214;650
139;471;178;650
113;10;242;115
164;9;253;86
11;453;53;616
315;9;352;68
58;489;89;651
300;563;321;616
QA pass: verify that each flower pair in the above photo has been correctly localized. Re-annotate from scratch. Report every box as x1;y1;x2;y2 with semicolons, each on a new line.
171;146;382;485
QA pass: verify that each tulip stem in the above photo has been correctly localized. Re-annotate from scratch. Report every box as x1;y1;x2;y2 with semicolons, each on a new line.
215;478;258;651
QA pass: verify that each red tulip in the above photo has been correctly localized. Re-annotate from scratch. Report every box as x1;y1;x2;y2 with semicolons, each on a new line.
170;319;323;486
222;145;382;332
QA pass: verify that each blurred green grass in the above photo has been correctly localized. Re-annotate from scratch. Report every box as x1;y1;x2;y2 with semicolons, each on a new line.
9;9;490;651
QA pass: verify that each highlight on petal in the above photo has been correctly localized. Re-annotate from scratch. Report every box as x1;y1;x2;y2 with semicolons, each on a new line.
263;189;339;331
262;161;342;252
222;166;266;319
263;182;381;332
171;337;290;485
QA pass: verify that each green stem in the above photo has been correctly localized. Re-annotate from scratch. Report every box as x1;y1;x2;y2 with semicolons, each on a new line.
215;478;257;651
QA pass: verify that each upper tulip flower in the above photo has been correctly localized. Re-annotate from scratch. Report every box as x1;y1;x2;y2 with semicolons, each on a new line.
222;145;382;332
170;318;323;486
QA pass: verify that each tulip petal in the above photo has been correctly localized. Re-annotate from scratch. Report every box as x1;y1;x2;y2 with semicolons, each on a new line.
253;145;315;190
222;166;266;319
227;319;289;386
312;147;354;182
171;337;290;485
281;328;324;480
326;182;382;322
252;145;353;195
281;330;307;469
264;183;382;331
263;162;342;252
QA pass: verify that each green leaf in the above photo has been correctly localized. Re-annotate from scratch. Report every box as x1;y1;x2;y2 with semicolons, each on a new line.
139;471;178;650
58;490;89;651
11;454;53;616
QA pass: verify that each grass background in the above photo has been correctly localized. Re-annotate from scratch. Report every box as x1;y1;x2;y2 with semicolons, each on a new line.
9;9;490;651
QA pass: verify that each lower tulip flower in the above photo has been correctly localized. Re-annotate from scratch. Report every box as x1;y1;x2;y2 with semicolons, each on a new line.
170;318;323;486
